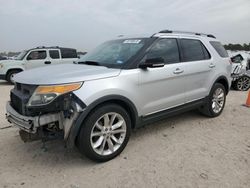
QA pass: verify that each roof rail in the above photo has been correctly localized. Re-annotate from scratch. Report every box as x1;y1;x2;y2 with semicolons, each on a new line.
34;46;61;49
48;46;59;48
156;30;216;39
36;46;46;49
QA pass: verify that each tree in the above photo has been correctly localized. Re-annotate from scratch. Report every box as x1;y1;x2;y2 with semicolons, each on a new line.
224;43;250;51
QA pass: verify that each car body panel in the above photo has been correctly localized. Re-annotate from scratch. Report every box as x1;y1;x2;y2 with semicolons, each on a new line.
138;63;187;116
14;64;121;85
0;60;25;78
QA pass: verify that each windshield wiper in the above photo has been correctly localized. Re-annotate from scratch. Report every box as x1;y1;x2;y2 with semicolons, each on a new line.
78;61;101;66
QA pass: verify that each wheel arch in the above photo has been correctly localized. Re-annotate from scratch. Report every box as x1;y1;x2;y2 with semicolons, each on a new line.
89;96;139;129
67;95;139;147
6;68;23;79
213;76;230;94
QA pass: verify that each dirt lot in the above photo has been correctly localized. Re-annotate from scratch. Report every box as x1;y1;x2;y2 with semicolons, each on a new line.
0;80;249;188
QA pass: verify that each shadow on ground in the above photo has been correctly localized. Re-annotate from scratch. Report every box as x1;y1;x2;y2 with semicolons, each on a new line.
0;81;12;86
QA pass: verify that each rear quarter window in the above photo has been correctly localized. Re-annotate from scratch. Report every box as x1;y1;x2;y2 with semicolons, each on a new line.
209;41;229;58
61;48;77;58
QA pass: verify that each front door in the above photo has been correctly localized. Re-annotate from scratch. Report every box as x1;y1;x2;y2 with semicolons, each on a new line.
138;38;187;116
24;50;48;69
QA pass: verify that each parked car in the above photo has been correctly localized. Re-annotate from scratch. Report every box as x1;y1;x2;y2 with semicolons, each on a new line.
0;46;78;84
0;55;7;60
231;53;250;91
6;30;232;162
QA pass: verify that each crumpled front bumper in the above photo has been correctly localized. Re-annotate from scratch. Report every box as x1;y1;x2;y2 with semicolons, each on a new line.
6;101;61;133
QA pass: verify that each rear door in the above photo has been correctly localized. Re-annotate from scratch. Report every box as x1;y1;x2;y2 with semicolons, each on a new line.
139;38;187;116
48;49;61;65
179;38;215;102
24;50;48;69
60;48;78;64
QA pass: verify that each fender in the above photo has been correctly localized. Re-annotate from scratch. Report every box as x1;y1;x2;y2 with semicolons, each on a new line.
66;95;139;148
0;60;25;75
6;67;24;73
4;66;24;78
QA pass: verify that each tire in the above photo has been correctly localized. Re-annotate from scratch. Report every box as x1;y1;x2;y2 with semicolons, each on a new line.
6;70;21;84
199;83;226;117
233;76;250;91
77;103;131;162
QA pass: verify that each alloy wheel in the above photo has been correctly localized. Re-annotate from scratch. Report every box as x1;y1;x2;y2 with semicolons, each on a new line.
237;76;250;91
212;88;225;114
90;112;126;156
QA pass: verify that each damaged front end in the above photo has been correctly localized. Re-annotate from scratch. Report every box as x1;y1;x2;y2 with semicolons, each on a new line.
6;82;85;145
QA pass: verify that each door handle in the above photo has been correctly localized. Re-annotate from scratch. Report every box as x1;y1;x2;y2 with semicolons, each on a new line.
44;61;51;64
209;63;215;68
173;68;184;74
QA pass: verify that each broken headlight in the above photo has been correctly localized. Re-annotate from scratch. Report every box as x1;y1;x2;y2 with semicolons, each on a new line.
27;82;82;106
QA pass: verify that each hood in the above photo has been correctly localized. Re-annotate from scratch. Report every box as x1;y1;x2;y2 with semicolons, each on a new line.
14;64;121;85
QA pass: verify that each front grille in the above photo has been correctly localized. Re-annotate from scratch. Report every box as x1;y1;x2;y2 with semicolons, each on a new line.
10;83;37;115
16;83;21;91
11;92;23;114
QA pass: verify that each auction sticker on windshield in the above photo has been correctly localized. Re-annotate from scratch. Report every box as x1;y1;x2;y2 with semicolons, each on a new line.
123;40;141;44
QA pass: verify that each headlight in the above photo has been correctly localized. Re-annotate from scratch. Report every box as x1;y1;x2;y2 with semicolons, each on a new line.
0;63;3;68
27;82;82;106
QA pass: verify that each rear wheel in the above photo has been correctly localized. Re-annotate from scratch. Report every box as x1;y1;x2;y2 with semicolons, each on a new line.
77;104;131;162
6;70;21;84
199;83;226;117
233;76;250;91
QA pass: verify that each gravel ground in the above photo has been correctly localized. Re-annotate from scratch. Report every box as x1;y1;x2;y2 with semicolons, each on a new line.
0;80;249;188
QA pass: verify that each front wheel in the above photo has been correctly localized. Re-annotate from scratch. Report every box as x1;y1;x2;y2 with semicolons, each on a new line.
6;70;21;84
77;104;131;162
199;83;226;117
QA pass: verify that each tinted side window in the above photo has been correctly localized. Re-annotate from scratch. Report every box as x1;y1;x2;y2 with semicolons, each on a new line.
210;41;229;58
27;51;46;60
49;50;60;59
146;38;180;64
61;48;77;58
180;39;210;62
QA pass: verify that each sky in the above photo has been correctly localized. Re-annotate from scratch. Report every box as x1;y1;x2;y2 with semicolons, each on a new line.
0;0;249;52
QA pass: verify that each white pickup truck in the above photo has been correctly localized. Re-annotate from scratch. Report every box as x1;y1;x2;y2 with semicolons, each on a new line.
0;46;78;84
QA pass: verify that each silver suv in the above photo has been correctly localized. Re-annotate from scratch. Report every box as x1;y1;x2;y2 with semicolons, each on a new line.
6;30;232;162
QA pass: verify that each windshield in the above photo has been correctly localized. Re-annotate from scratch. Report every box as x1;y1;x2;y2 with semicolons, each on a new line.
78;38;148;68
15;50;28;60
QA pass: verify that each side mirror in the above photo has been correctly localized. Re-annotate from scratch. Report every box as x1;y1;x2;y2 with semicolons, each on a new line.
26;56;32;60
139;57;165;69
